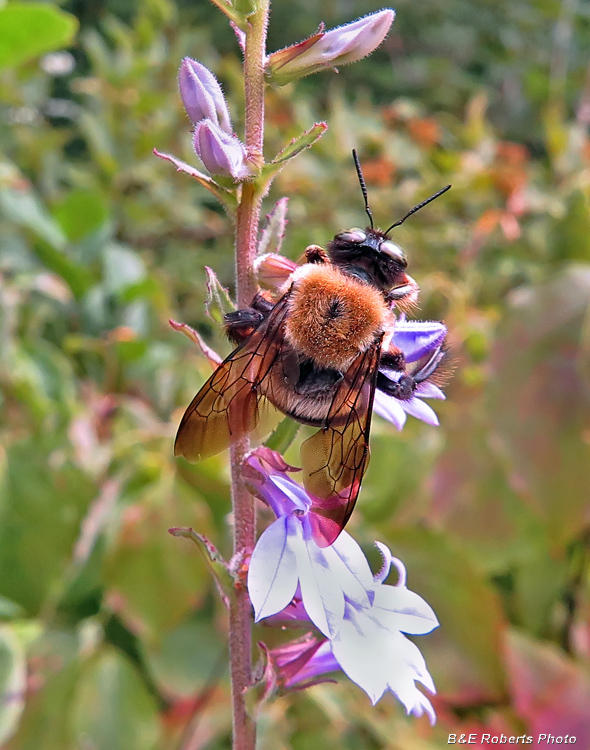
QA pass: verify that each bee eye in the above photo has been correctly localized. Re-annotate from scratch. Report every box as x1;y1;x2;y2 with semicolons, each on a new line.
335;228;366;244
380;240;407;266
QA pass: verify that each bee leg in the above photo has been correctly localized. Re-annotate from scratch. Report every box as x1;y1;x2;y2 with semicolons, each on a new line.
250;293;275;314
223;293;276;345
379;347;406;373
377;346;445;400
377;371;416;400
224;307;266;345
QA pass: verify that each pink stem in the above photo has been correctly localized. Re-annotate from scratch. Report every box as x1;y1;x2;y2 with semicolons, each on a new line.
229;4;269;749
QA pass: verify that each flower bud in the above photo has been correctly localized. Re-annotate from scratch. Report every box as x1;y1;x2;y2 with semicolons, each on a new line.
179;58;232;132
193;119;249;180
267;9;395;86
254;252;298;289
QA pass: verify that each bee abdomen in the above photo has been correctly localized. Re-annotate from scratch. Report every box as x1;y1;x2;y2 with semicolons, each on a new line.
285;263;388;370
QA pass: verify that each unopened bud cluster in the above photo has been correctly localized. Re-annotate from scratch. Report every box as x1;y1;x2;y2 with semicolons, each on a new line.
178;57;249;180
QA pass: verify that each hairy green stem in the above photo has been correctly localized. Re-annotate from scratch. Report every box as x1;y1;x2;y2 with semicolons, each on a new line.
229;3;269;749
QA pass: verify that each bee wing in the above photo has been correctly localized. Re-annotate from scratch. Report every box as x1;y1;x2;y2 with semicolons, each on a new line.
300;339;382;547
174;295;290;462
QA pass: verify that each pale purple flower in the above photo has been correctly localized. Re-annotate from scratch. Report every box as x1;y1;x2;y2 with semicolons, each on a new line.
267;9;395;86
246;448;374;639
267;542;439;722
178;58;232;132
375;319;447;430
246;448;439;723
193;119;249;180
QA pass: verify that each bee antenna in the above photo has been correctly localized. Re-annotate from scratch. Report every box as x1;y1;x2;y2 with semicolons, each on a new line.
385;184;451;235
352;149;374;229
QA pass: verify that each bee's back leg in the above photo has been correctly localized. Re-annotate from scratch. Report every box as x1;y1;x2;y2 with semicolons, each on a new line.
224;293;275;345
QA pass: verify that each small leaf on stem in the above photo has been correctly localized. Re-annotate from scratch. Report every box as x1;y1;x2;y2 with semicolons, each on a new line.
153;148;237;207
269;122;328;165
169;319;222;369
258;197;289;256
205;266;236;323
168;527;232;609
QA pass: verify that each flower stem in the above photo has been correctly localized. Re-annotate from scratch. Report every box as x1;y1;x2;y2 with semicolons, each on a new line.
229;2;269;749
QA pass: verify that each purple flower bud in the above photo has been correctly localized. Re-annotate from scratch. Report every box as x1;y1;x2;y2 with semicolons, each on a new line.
178;58;232;132
267;9;395;86
193;119;249;180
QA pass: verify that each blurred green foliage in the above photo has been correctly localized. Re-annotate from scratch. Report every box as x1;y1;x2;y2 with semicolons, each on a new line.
1;0;590;747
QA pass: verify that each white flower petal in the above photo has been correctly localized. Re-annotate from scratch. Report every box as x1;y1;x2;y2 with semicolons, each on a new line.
410;691;437;724
248;515;299;621
400;396;439;425
294;531;346;639
374;390;407;429
373;585;439;634
385;634;436;693
328;531;375;607
331;616;388;704
388;665;435;719
416;381;446;400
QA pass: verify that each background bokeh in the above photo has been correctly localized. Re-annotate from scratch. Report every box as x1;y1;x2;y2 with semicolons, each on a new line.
1;0;590;747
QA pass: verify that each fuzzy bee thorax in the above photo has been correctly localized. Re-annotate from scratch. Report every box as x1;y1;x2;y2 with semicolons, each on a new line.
284;263;390;371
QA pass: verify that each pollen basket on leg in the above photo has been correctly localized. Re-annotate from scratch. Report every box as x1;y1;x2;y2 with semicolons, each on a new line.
284;264;388;371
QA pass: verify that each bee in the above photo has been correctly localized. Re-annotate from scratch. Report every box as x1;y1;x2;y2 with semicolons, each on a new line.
175;151;450;546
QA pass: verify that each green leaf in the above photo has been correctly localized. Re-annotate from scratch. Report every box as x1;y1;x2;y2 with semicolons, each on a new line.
12;340;77;423
168;527;232;607
141;615;227;698
206;0;249;29
260;123;328;189
0;441;95;614
103;498;209;641
6;658;82;750
0;626;27;745
72;648;160;750
233;0;257;17
425;408;530;574
52;189;109;243
0;598;25;621
0;181;93;298
513;549;569;636
0;186;67;251
0;3;78;70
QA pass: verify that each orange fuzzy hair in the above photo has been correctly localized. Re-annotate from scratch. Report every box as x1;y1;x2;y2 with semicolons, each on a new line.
285;264;389;371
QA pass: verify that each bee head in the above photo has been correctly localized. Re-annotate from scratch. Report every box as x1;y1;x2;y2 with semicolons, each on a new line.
333;150;451;296
327;227;409;292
